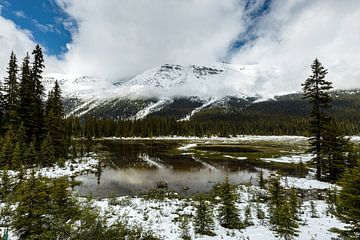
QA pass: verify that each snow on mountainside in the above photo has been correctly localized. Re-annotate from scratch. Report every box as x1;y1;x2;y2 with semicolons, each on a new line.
44;63;257;99
43;63;263;118
43;73;117;100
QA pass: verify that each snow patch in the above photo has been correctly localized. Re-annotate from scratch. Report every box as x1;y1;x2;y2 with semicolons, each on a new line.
261;153;314;164
178;143;197;150
179;98;218;121
281;176;336;190
134;98;173;119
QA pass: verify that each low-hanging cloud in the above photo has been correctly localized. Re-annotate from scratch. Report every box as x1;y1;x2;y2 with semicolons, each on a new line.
232;0;360;95
1;0;360;97
56;0;246;81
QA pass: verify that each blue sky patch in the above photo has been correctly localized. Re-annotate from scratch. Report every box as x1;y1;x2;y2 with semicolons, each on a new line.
0;0;75;55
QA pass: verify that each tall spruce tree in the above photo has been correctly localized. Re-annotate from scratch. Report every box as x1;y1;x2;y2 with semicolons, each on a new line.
0;81;4;132
302;58;333;180
19;53;36;142
3;52;21;130
45;80;66;159
31;44;46;145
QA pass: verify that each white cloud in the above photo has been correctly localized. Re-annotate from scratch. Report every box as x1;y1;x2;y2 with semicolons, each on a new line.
1;0;360;98
14;10;26;18
0;16;60;80
0;16;37;78
56;0;246;81
232;0;360;95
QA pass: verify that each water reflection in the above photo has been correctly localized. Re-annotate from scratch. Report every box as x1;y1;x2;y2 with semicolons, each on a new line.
75;141;272;197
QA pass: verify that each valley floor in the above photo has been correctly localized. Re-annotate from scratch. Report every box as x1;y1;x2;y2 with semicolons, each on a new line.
1;136;355;239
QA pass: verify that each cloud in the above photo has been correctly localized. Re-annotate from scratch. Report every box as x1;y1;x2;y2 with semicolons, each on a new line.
232;0;360;95
0;16;60;80
14;10;26;18
0;16;37;78
31;19;60;33
56;0;246;81
2;0;360;98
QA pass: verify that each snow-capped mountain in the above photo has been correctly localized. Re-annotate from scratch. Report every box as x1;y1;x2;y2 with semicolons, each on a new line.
44;63;261;119
43;63;360;120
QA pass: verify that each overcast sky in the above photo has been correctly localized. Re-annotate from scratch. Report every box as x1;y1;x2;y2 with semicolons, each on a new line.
0;0;360;95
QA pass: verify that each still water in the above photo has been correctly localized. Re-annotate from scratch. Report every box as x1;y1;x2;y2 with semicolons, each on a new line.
75;140;302;197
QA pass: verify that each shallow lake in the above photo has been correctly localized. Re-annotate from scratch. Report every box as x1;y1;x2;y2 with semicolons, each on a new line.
75;139;309;197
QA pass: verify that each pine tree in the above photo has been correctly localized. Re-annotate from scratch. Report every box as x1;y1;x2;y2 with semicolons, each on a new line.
268;176;284;210
289;187;301;221
0;81;4;133
31;44;46;145
19;53;36;142
268;178;300;239
12;142;23;169
326;186;338;216
244;204;254;227
194;195;215;236
322;119;353;182
302;58;333;180
0;167;12;201
39;133;56;167
272;200;299;240
0;128;15;167
218;177;241;229
3;52;21;129
24;141;38;167
179;215;191;240
12;172;51;239
47;177;81;239
45;80;66;159
335;159;360;239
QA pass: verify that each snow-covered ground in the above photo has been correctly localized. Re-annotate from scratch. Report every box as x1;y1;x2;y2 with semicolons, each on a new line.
1;183;344;240
260;153;314;164
101;135;310;143
1;135;356;239
280;176;336;190
101;135;360;142
1;154;100;180
90;185;345;240
38;155;100;178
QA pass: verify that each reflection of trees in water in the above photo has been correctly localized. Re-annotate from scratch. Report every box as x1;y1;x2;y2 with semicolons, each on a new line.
95;160;103;185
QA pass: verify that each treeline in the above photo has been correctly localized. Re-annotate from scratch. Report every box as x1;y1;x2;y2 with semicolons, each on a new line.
64;104;360;138
65;116;310;138
0;46;67;169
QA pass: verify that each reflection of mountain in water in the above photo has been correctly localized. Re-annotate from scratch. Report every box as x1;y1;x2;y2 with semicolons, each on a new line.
75;141;278;197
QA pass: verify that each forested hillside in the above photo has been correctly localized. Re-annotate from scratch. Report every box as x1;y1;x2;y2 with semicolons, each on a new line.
65;90;360;138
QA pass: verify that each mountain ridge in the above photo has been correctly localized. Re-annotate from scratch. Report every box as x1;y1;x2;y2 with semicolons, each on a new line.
44;63;360;120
